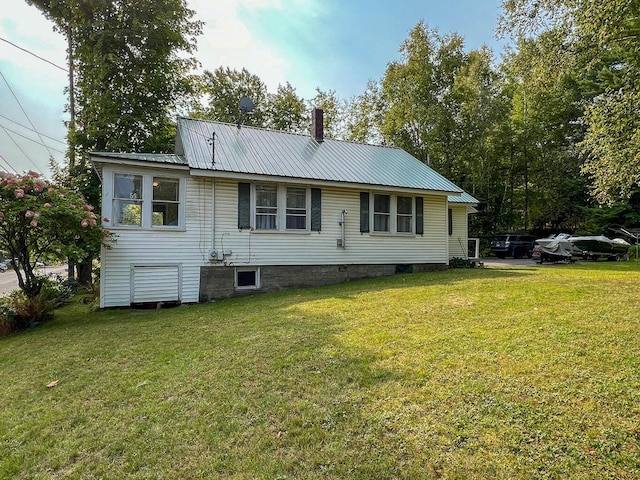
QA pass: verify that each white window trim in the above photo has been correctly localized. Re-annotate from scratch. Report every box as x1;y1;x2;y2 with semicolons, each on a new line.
252;182;311;233
103;167;186;231
396;195;415;234
235;266;261;290
369;192;416;235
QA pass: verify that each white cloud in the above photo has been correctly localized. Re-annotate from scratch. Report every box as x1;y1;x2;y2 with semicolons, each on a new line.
0;0;333;175
0;2;68;99
189;0;293;93
0;2;68;175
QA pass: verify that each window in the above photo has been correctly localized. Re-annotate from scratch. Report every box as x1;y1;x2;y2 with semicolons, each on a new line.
152;177;180;226
109;172;183;229
448;208;453;236
236;267;260;289
114;174;143;226
397;196;413;233
373;194;391;232
255;184;278;230
361;192;418;234
286;186;307;230
238;182;320;232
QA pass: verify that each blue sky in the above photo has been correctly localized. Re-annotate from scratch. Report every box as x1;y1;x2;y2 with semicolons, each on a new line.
0;0;506;176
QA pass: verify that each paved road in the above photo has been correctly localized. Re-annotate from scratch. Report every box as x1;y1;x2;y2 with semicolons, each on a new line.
0;265;69;296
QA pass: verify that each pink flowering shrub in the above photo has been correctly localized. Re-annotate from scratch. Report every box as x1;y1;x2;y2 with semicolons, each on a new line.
0;170;113;305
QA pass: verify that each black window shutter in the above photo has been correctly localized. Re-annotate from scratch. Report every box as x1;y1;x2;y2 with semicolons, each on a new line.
448;208;453;236
360;192;370;233
415;197;424;235
238;182;251;229
311;188;322;231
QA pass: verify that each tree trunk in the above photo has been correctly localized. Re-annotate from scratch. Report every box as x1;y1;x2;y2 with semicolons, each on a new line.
77;256;93;286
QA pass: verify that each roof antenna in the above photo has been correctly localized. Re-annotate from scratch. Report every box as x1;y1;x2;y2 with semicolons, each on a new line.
237;97;255;128
207;131;215;165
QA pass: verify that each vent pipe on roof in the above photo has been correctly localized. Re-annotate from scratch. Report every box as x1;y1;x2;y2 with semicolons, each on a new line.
311;108;324;143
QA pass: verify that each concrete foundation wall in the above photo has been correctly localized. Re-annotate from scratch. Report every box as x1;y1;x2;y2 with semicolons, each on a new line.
199;263;447;302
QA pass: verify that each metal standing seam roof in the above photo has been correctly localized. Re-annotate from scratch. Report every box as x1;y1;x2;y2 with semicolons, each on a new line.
176;117;463;195
91;152;188;166
448;191;479;204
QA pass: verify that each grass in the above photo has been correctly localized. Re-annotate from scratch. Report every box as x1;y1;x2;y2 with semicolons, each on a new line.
1;262;640;479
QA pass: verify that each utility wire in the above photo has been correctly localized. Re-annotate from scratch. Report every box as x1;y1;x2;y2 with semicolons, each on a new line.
0;36;68;72
0;124;66;154
0;153;19;174
0;114;67;145
0;125;43;174
0;69;56;159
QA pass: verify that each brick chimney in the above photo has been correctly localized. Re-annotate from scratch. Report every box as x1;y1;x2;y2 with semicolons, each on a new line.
311;108;324;143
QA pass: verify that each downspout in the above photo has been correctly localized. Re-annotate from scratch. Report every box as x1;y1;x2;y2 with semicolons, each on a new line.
446;199;450;264
339;209;347;248
210;179;216;261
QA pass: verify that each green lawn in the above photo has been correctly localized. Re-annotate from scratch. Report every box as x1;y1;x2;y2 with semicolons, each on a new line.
1;262;639;479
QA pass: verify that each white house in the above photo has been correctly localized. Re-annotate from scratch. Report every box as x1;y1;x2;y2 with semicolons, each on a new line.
91;111;478;308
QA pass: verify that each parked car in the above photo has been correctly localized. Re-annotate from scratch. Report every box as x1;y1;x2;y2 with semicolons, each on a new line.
490;233;536;259
0;262;6;273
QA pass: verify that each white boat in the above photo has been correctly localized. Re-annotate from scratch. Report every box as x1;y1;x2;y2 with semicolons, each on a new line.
533;233;580;263
570;235;630;260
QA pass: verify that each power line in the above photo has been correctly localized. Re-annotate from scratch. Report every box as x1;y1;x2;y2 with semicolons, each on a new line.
0;124;66;154
0;69;56;159
0;153;19;174
0;125;43;174
0;36;68;72
0;113;67;145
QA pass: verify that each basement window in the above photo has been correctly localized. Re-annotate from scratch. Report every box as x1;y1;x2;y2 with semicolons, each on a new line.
235;267;260;290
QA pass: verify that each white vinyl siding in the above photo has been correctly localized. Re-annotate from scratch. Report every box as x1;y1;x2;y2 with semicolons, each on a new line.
100;168;212;308
448;204;470;259
100;171;453;307
213;179;449;266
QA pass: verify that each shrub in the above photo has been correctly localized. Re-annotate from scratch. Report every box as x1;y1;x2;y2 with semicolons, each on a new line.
0;275;80;336
0;300;16;337
449;257;473;268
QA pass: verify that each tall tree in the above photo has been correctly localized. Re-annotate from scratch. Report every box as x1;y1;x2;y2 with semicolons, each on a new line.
500;31;588;233
379;23;466;169
28;0;203;158
265;82;308;134
448;46;512;235
195;67;268;127
309;88;347;139
28;0;202;282
344;80;385;144
499;0;640;205
377;22;521;235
